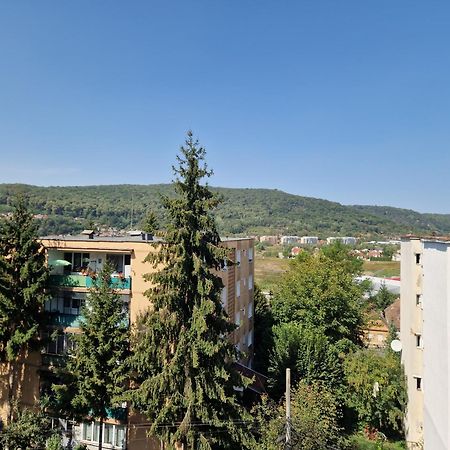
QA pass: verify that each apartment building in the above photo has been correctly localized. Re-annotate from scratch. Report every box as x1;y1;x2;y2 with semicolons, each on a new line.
280;235;299;245
1;232;255;450
300;236;318;245
401;236;450;450
326;236;357;245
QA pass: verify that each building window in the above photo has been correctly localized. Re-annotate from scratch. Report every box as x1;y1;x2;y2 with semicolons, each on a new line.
416;294;422;306
415;253;421;264
104;423;113;444
221;288;227;309
248;248;253;262
63;252;90;273
416;334;422;348
247;330;253;347
236;281;240;298
414;376;422;391
248;275;253;290
115;426;125;446
248;302;253;318
235;312;240;326
44;332;75;355
236;249;241;266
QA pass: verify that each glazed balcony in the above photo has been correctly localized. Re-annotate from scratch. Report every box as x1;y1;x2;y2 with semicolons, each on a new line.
49;274;131;290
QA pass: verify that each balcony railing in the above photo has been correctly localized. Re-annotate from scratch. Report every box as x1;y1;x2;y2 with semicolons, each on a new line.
48;313;81;328
49;275;131;290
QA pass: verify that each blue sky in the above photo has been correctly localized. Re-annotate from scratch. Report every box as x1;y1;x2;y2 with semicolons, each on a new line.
0;1;449;213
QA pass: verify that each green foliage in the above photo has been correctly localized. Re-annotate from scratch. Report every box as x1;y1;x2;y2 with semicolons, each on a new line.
271;250;364;346
140;209;159;234
322;241;363;275
344;349;406;439
0;405;55;449
1;183;447;238
252;382;342;450
0;196;49;361
127;133;253;449
268;323;342;399
46;434;64;450
53;263;129;449
371;284;397;312
252;284;274;375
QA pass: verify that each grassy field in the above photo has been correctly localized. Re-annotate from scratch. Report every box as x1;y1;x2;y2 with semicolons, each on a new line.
363;261;400;278
347;434;405;449
254;256;290;292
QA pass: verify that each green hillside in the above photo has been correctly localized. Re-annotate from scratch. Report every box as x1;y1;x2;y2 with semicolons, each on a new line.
0;183;448;238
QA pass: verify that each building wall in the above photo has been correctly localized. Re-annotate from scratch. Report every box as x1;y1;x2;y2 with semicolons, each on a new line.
401;238;424;449
422;241;450;450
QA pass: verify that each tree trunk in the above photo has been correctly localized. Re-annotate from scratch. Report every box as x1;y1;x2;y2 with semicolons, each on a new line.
98;416;103;450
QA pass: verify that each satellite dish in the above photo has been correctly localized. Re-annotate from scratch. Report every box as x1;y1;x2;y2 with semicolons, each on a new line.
390;339;402;352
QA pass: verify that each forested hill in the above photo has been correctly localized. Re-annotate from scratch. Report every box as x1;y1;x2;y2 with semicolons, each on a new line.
0;183;449;238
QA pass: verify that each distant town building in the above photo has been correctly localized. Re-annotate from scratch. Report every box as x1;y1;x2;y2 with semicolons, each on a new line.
280;235;299;245
300;236;318;245
260;235;278;245
326;236;357;245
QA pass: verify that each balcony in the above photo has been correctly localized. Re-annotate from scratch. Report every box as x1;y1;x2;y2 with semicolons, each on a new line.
48;313;81;328
49;275;131;290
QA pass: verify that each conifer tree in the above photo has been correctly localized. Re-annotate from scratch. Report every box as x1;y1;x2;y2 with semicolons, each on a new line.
55;263;129;450
0;197;49;420
129;132;253;450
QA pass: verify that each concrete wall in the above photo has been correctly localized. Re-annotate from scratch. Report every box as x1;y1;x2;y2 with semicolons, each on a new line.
401;238;424;448
422;242;450;450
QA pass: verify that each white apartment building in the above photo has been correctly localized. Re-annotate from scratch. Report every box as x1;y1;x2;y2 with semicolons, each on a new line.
280;235;300;245
300;236;318;245
401;236;450;450
326;236;357;245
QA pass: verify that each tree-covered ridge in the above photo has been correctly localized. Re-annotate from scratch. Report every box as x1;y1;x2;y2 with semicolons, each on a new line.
0;183;448;237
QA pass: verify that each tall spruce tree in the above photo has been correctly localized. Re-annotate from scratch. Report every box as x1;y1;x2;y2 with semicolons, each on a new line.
128;132;253;450
0;197;49;421
54;263;129;450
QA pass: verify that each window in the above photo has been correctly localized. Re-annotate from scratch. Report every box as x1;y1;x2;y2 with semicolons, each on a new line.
221;288;227;309
248;248;253;262
93;422;100;442
107;254;125;273
222;258;228;271
416;334;422;348
83;422;93;441
236;249;241;266
235;312;240;326
236;281;240;298
415;253;421;264
415;376;422;391
44;332;75;355
248;302;253;318
115;426;125;446
63;252;90;273
248;275;253;290
416;294;422;306
104;423;113;444
247;331;253;347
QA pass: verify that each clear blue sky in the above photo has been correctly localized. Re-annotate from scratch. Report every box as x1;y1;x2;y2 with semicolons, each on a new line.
0;1;449;213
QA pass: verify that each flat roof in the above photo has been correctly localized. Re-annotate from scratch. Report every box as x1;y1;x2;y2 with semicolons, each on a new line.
40;234;253;244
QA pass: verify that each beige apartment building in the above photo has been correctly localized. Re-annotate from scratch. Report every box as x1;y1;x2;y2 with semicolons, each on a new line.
0;232;255;450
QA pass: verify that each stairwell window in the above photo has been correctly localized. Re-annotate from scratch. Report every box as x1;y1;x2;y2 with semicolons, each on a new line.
236;249;241;266
414;376;422;391
236;281;241;298
415;253;421;264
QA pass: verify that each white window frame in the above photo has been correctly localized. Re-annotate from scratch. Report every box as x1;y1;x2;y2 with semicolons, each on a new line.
236;280;241;298
235;311;240;326
248;302;253;318
221;287;227;309
248;274;253;290
236;249;241;266
248;247;253;262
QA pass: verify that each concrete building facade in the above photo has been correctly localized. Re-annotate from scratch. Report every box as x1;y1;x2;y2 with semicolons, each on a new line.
0;233;255;450
401;236;450;450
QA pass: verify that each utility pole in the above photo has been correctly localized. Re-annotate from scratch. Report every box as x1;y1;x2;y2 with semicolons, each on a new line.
286;368;291;450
